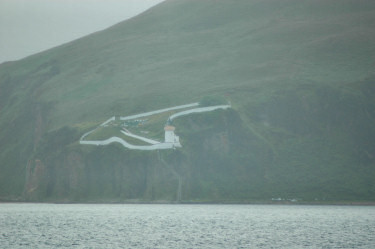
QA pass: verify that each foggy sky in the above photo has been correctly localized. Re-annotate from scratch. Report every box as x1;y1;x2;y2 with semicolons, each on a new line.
0;0;164;63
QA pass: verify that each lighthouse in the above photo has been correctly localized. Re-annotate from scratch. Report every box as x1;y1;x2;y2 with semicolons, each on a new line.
164;125;181;147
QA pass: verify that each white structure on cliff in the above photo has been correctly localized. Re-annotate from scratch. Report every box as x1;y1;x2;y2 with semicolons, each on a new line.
164;125;181;147
80;103;230;150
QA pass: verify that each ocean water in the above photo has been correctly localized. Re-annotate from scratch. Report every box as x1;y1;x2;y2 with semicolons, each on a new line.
0;203;374;248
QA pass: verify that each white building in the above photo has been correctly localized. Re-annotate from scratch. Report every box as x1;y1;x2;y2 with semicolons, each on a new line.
164;125;181;147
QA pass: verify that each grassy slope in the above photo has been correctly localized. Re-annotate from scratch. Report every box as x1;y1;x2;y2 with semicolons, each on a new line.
0;0;374;200
2;0;374;129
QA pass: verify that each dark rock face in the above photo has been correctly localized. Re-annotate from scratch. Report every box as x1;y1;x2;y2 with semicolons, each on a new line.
21;105;375;202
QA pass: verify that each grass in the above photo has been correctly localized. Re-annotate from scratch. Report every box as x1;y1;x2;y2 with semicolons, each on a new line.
2;0;372;131
124;107;193;139
83;105;201;143
0;0;374;201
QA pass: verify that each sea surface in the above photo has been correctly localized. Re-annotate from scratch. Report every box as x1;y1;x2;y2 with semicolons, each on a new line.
0;203;374;248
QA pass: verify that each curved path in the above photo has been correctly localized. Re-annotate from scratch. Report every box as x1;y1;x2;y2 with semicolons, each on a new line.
80;103;230;150
80;137;177;150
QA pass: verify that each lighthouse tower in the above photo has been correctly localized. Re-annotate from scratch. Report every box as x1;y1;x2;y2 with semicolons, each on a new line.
164;125;181;147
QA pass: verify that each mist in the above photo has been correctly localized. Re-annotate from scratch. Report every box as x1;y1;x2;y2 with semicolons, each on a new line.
0;0;164;63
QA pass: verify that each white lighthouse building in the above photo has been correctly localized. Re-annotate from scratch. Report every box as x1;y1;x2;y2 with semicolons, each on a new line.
164;125;181;147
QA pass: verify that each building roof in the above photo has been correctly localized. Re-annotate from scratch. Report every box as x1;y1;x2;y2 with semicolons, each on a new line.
164;125;175;131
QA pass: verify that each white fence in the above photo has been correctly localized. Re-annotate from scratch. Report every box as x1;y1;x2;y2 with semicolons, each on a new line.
80;103;230;151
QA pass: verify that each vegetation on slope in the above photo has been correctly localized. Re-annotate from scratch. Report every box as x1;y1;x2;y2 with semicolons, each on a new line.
0;0;374;202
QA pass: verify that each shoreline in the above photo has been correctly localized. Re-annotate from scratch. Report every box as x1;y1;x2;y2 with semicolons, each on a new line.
1;198;375;206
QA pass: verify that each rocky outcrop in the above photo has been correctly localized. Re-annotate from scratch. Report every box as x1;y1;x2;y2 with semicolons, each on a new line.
24;159;47;201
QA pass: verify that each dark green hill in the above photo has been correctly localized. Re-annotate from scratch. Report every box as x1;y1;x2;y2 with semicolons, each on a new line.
0;0;374;202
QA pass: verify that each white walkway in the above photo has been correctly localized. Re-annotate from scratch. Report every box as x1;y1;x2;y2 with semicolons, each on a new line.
80;103;230;150
80;137;178;150
100;103;199;127
169;105;231;121
120;103;199;121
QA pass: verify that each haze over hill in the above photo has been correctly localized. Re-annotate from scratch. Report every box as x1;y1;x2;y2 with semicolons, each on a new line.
0;0;164;63
0;0;374;203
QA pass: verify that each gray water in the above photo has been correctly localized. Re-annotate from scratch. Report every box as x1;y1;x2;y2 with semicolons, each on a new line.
1;204;374;248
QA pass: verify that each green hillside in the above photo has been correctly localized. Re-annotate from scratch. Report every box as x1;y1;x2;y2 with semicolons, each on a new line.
0;0;374;202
